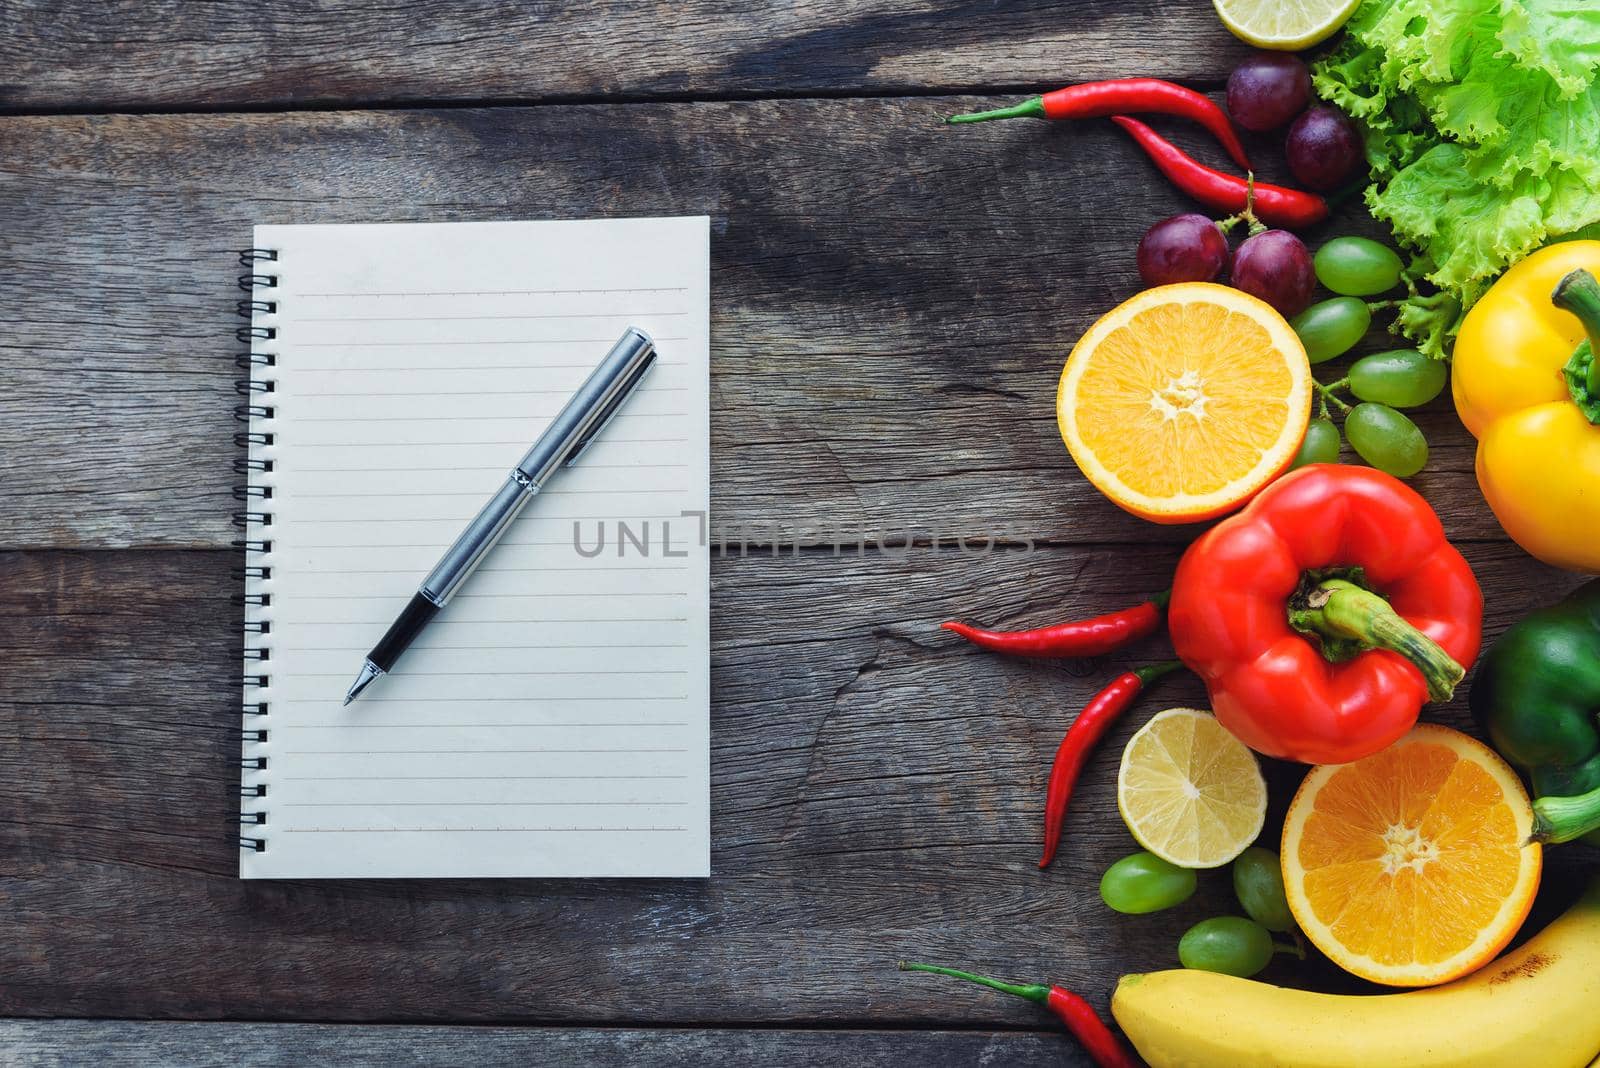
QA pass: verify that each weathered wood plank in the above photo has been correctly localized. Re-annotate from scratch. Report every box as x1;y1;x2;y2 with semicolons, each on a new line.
0;1019;1086;1067
0;102;1492;551
0;546;1587;1023
0;1;1250;112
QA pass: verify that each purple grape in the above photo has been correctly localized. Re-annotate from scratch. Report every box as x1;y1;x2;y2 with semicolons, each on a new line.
1286;106;1363;191
1137;213;1230;287
1230;230;1315;317
1226;53;1312;133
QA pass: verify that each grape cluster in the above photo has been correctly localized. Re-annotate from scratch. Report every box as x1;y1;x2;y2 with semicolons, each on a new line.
1287;237;1444;479
1131;51;1440;480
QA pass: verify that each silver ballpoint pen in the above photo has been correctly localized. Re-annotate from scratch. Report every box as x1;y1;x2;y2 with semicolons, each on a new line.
343;327;658;705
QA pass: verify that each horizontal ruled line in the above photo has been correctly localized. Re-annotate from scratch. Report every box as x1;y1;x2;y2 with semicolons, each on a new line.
288;827;689;833
279;619;688;626
276;645;688;655
299;288;690;297
290;567;688;576
290;412;688;422
293;362;689;372
296;387;688;398
296;312;688;322
288;592;687;600
285;696;688;703
291;464;689;473
288;488;686;498
287;722;689;728
294;669;689;677
294;337;688;348
290;542;660;548
285;748;690;754
281;775;689;781
289;516;685;524
283;801;689;807
289;439;689;449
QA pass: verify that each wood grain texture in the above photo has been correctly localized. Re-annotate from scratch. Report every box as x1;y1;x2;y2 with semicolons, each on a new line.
0;1;1250;112
0;1019;1086;1067
0;546;1589;1024
0;101;1491;552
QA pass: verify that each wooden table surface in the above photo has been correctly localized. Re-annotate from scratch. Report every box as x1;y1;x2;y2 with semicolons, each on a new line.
2;3;1592;1064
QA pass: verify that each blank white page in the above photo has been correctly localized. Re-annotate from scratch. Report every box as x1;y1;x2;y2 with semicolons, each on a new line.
238;217;710;878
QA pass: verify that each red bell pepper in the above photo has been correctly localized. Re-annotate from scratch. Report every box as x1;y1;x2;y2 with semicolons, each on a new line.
1167;465;1482;765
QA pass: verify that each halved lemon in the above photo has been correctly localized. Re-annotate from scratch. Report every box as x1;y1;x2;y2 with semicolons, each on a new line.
1214;0;1362;50
1057;283;1311;524
1118;708;1268;869
1282;725;1542;987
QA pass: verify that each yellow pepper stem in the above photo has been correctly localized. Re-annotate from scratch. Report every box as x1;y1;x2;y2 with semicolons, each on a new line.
1552;269;1600;406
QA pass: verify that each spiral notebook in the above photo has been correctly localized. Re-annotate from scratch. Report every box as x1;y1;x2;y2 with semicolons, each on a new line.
235;217;711;879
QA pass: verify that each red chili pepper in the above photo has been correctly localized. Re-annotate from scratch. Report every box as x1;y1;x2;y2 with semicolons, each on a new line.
1040;662;1181;870
949;78;1250;171
941;592;1168;658
1110;115;1329;230
900;962;1140;1068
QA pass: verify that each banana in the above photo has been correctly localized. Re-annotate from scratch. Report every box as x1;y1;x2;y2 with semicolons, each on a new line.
1111;876;1600;1068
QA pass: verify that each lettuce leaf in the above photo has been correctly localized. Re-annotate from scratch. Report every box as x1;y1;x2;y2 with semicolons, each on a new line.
1312;0;1600;357
1498;0;1600;98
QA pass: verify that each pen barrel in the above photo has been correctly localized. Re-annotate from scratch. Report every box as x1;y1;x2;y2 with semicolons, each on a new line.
420;476;535;605
516;327;655;486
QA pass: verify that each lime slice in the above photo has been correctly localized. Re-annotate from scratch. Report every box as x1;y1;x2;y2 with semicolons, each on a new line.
1213;0;1361;50
1118;708;1266;869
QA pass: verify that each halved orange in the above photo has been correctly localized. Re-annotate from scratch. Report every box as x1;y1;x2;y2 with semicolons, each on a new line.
1281;725;1542;987
1056;283;1311;523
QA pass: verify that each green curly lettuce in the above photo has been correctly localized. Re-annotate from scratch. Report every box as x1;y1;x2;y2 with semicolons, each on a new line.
1311;0;1600;358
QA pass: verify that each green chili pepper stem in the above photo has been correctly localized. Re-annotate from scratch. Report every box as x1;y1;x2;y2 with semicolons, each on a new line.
1287;579;1465;702
898;962;1050;1004
946;97;1046;124
1553;269;1600;399
1133;660;1185;687
1530;784;1600;845
1150;588;1172;611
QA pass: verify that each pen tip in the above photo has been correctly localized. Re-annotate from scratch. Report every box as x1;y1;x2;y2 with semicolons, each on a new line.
343;660;384;706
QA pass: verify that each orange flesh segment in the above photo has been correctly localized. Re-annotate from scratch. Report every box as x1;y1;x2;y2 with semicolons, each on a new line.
1075;303;1297;498
1283;727;1541;986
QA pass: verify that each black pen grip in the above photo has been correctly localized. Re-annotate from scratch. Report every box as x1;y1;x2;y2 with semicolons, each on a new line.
367;593;440;672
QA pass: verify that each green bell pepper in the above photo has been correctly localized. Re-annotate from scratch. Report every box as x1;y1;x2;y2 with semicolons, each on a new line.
1471;580;1600;845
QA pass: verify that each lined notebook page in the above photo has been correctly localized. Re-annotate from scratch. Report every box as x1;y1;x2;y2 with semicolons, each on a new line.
240;217;710;878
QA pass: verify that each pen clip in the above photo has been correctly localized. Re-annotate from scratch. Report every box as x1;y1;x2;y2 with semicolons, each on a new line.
562;349;658;468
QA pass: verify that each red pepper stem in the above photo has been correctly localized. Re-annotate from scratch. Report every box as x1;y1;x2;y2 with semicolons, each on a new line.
1289;579;1465;702
1133;660;1183;687
1552;269;1600;402
897;962;1050;1004
946;97;1046;124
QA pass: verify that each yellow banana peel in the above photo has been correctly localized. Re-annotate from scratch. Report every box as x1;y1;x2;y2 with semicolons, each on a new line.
1112;876;1600;1068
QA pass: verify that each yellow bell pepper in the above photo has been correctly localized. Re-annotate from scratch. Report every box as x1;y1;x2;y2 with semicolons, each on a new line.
1453;241;1600;572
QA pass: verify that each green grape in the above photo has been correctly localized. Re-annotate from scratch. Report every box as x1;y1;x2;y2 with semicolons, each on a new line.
1348;349;1448;409
1290;418;1340;469
1232;847;1295;933
1100;851;1198;915
1346;402;1428;478
1290;297;1371;364
1314;237;1404;296
1179;917;1275;977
